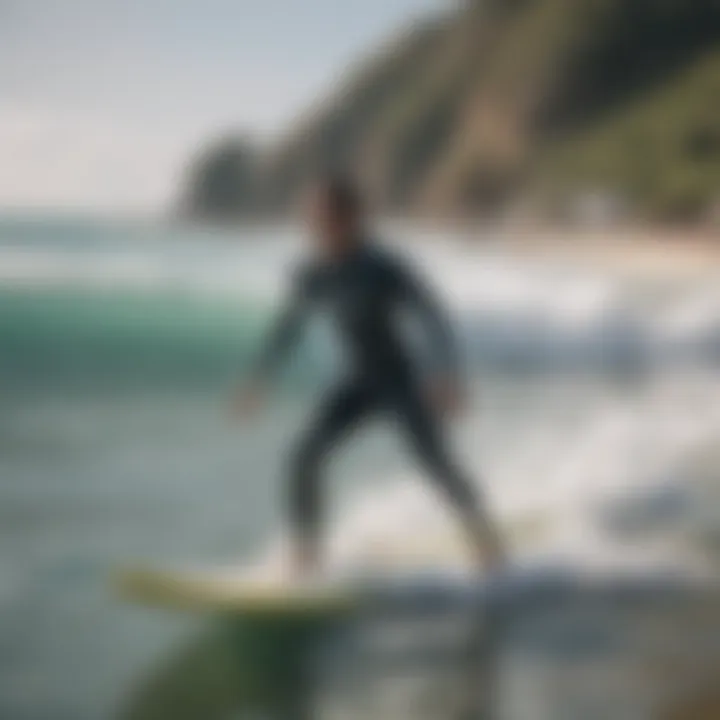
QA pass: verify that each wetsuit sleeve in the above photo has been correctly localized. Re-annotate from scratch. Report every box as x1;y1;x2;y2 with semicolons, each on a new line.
391;257;461;379
249;268;315;382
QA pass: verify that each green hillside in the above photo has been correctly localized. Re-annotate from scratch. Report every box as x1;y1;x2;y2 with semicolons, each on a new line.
184;0;720;223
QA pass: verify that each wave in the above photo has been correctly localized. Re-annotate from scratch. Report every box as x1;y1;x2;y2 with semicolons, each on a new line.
285;371;720;577
410;246;720;371
2;237;720;377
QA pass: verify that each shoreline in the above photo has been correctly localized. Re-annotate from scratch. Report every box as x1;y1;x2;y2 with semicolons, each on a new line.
1;211;718;281
494;226;720;280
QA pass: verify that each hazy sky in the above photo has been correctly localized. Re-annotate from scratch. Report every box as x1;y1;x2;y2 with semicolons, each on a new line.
1;0;441;211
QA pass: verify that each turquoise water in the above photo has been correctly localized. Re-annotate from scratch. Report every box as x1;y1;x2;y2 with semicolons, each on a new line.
1;215;720;719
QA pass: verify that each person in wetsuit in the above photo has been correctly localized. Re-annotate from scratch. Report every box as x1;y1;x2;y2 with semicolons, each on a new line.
236;174;505;575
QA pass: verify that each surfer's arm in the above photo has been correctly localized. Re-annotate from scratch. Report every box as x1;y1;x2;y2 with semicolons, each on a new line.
250;269;314;383
390;255;466;415
393;258;460;380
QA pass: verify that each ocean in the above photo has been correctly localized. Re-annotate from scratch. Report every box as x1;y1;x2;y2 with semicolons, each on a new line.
1;215;720;719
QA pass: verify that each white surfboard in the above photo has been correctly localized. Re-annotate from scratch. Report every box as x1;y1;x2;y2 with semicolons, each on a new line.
116;564;357;616
115;513;556;616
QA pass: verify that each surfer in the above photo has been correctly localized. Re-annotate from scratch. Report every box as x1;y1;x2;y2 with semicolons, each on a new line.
236;174;506;576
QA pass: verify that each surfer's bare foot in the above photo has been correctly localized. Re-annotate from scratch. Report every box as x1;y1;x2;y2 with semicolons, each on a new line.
291;538;321;581
479;541;507;574
466;518;507;573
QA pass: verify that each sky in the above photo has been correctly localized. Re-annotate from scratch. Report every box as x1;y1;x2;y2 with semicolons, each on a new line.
0;0;442;211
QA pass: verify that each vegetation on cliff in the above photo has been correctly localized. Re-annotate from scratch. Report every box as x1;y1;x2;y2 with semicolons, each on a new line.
185;0;720;223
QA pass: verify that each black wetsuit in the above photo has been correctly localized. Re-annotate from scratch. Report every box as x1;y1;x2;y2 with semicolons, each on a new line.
254;242;483;544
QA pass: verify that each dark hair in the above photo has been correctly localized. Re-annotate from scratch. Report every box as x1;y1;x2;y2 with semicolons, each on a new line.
319;171;363;218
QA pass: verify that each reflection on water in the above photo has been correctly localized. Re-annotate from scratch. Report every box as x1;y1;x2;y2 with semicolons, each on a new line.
122;578;720;720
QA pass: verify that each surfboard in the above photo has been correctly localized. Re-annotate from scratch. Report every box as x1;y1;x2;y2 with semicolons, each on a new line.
116;510;557;618
116;565;357;617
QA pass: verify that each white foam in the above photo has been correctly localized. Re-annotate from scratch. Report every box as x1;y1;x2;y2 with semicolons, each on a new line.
297;372;720;576
3;233;720;368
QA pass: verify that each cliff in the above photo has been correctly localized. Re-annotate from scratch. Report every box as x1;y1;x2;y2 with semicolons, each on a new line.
185;0;720;223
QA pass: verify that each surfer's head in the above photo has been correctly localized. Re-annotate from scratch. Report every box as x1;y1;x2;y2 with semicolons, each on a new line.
304;172;364;259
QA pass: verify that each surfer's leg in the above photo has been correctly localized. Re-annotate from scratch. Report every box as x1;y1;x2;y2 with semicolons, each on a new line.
392;384;506;571
288;380;377;574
